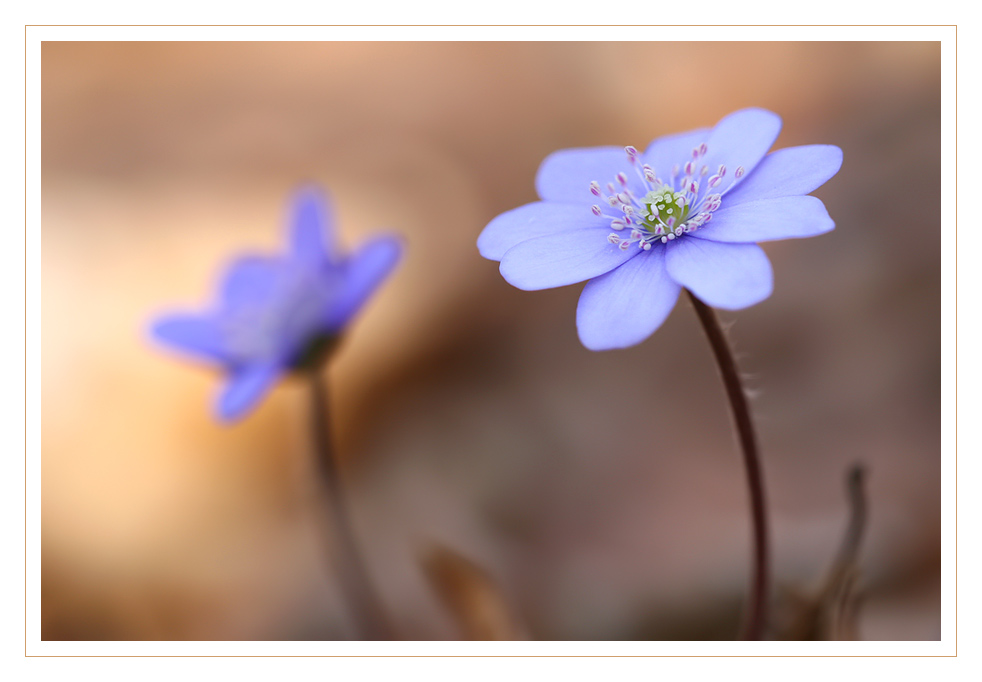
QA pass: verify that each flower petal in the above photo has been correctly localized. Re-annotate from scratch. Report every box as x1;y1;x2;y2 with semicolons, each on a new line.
576;248;682;351
324;234;403;331
700;108;782;195
216;362;281;422
723;145;844;206
535;147;641;203
499;227;640;291
665;238;773;310
220;256;285;307
641;128;711;178
151;313;227;363
478;202;606;261
690;196;835;243
289;187;334;265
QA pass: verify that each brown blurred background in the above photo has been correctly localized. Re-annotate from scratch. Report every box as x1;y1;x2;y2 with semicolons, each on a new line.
41;42;941;640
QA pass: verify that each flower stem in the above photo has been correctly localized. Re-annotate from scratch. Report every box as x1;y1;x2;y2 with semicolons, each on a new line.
309;369;392;640
685;290;770;641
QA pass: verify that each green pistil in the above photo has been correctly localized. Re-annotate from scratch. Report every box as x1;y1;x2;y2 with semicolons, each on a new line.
642;187;689;234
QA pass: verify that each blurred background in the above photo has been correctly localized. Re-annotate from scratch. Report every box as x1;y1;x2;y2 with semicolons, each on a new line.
41;42;941;640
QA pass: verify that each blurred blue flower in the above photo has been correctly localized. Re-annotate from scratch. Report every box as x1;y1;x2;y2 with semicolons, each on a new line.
478;108;842;350
152;188;402;421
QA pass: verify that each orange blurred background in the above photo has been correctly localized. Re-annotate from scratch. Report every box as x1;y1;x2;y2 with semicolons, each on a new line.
41;42;941;640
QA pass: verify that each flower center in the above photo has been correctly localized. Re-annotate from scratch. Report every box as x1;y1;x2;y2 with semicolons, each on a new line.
640;186;691;232
590;144;744;252
221;266;337;365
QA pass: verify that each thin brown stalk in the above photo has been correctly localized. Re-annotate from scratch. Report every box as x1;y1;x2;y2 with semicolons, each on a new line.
309;370;392;640
687;290;770;641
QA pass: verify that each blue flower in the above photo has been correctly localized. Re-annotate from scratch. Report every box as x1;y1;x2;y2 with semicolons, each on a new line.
478;108;842;350
151;188;402;421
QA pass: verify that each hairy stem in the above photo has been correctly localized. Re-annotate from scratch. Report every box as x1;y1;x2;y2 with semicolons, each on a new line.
686;290;770;641
309;369;392;640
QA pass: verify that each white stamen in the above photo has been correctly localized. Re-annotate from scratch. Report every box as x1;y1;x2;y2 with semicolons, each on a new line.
593;141;733;251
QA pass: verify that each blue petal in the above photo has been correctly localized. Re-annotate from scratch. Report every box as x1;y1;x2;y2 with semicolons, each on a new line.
691;196;835;243
576;247;682;351
151;313;227;363
665;238;773;310
700;109;782;195
289;187;334;265
324;235;403;331
478;202;607;261
723;145;844;206
499;227;641;291
641;128;711;179
535;147;641;203
220;256;285;307
215;362;281;422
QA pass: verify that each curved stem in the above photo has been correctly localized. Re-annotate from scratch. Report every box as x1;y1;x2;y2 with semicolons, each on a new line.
686;290;770;641
309;369;392;640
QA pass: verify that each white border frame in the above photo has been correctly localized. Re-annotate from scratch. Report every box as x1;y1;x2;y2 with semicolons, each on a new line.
22;25;957;661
